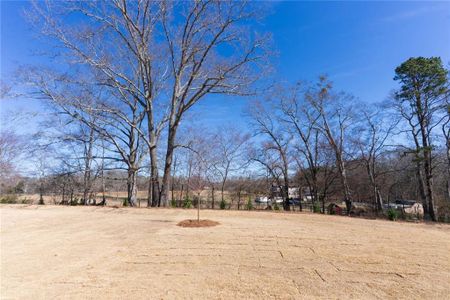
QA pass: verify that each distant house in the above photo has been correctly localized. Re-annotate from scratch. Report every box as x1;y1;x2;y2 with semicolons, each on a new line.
383;200;424;218
288;187;299;199
269;184;300;199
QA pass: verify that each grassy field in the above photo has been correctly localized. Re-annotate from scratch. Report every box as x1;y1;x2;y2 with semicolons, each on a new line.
1;205;449;299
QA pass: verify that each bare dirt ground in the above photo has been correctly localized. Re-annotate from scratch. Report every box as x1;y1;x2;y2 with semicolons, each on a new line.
1;205;449;299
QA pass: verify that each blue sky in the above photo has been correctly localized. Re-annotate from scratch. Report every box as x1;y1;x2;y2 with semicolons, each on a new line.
1;1;450;132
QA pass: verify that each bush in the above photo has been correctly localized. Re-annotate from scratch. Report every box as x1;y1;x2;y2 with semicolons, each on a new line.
0;194;18;204
273;202;280;210
21;197;32;204
387;208;399;221
170;198;177;208
246;199;253;210
219;199;226;210
71;197;79;206
183;197;192;209
404;213;413;221
438;215;450;223
313;201;321;213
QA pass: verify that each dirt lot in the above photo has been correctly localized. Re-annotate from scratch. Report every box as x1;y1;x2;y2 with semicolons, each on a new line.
1;205;449;299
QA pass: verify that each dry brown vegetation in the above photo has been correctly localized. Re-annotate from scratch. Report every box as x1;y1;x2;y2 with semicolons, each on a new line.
1;205;449;299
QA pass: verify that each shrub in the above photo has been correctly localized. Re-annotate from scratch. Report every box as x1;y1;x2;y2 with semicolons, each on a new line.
219;199;226;210
246;199;253;210
438;214;450;223
313;201;321;213
387;208;399;221
0;194;18;204
273;202;280;210
183;197;192;209
170;199;177;208
21;197;32;204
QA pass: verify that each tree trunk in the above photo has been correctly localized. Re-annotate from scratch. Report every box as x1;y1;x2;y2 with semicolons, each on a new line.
237;190;241;210
211;185;215;209
446;136;450;201
82;125;95;205
366;163;383;211
179;184;184;207
413;154;428;217
422;147;436;221
39;180;44;205
321;194;325;214
186;179;190;202
197;193;200;222
61;185;66;205
171;179;175;206
148;146;160;207
146;96;161;208
337;159;352;214
375;187;383;212
221;183;225;205
161;123;179;207
161;155;173;207
283;182;290;211
127;168;138;207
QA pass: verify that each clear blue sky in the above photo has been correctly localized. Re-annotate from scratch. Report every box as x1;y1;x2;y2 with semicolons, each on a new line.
1;1;450;132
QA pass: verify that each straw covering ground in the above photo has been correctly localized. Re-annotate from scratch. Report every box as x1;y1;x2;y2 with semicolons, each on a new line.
1;205;449;299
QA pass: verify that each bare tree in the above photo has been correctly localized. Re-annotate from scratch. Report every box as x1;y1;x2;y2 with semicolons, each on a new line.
28;1;268;208
28;0;166;207
0;130;24;193
24;69;145;206
307;76;355;214
211;127;250;209
35;110;102;205
279;83;323;210
352;106;397;211
0;94;28;194
248;100;292;210
158;1;269;206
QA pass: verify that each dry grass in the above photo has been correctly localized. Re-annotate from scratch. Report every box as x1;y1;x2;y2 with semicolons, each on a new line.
1;205;449;299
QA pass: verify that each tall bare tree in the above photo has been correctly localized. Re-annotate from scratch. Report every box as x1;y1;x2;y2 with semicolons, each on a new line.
279;83;323;209
249;100;291;210
28;0;166;207
24;69;145;206
307;76;355;214
352;106;396;211
158;1;269;206
29;0;268;207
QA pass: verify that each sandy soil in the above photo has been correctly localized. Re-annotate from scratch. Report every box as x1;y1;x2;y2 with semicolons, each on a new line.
1;205;449;299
